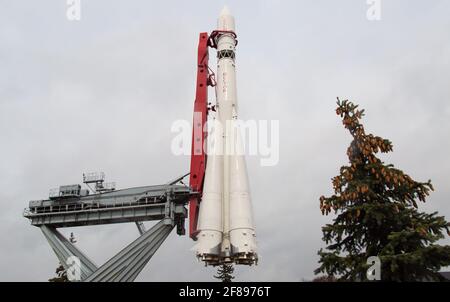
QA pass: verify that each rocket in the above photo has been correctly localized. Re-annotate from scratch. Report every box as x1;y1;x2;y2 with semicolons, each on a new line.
194;7;258;266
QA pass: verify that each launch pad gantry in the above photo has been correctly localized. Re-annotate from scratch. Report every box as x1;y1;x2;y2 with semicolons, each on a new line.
24;173;192;281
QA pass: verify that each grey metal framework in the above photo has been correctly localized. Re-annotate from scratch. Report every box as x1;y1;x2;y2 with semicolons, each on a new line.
23;174;193;282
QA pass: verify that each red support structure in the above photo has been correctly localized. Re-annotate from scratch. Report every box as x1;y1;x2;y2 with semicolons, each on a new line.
189;33;210;240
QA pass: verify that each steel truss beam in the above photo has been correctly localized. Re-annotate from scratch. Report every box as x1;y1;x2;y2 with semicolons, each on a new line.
42;218;174;282
41;225;97;280
85;219;174;282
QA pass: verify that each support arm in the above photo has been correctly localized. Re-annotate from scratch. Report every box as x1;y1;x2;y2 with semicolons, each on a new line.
85;219;174;282
40;225;98;280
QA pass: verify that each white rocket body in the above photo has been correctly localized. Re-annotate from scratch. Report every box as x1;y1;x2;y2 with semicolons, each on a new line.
194;7;258;266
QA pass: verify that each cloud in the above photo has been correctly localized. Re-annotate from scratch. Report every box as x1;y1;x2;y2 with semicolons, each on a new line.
0;0;449;281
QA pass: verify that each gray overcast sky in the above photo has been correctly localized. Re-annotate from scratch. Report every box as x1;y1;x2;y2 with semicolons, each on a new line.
1;0;449;281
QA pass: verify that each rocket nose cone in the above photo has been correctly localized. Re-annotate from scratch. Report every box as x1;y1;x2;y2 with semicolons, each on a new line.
217;5;235;31
220;5;231;16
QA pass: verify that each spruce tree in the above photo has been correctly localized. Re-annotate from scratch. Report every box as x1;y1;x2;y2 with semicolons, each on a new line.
315;98;450;281
214;264;235;282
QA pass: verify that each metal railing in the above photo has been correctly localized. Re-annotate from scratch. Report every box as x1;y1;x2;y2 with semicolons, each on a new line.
23;197;166;217
83;172;105;183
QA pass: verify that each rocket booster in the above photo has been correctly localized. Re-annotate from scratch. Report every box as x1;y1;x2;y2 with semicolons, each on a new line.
194;7;258;266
